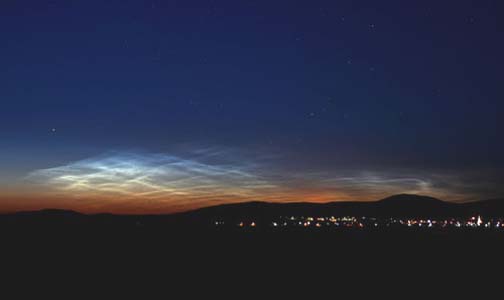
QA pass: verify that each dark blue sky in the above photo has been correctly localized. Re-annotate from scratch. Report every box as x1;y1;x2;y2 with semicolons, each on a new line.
1;0;503;212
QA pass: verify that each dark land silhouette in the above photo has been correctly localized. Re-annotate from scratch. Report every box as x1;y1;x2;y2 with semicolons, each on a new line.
2;194;504;237
3;194;504;282
3;194;504;228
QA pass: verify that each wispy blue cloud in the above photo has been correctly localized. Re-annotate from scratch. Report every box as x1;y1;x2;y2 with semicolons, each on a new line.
25;149;502;212
28;151;279;210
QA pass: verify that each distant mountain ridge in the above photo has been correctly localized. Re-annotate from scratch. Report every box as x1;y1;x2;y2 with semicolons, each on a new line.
179;194;504;222
3;195;504;222
13;209;85;217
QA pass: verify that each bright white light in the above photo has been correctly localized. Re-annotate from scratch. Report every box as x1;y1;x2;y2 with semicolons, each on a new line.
28;151;279;207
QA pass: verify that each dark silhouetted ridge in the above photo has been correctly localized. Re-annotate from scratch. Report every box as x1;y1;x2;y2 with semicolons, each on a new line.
13;209;84;217
378;194;445;205
374;194;454;217
176;194;456;222
2;195;504;227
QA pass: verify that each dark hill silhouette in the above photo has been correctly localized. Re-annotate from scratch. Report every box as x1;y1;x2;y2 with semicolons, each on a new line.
460;198;504;217
177;200;371;223
2;195;504;228
378;194;446;205
177;194;456;223
176;194;504;222
374;194;455;217
13;209;85;218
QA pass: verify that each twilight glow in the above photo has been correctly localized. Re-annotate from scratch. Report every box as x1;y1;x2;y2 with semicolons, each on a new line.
27;151;279;212
1;1;503;214
6;149;496;213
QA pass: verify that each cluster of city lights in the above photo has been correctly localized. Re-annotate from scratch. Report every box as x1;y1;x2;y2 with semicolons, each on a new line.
214;215;504;230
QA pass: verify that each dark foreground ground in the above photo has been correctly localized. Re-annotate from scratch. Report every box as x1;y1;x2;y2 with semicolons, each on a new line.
3;223;504;265
2;220;503;294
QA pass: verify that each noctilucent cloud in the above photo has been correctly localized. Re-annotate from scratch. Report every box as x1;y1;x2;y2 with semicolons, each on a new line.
1;0;503;213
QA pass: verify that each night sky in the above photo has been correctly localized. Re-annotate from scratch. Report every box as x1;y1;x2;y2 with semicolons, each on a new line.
1;0;503;213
